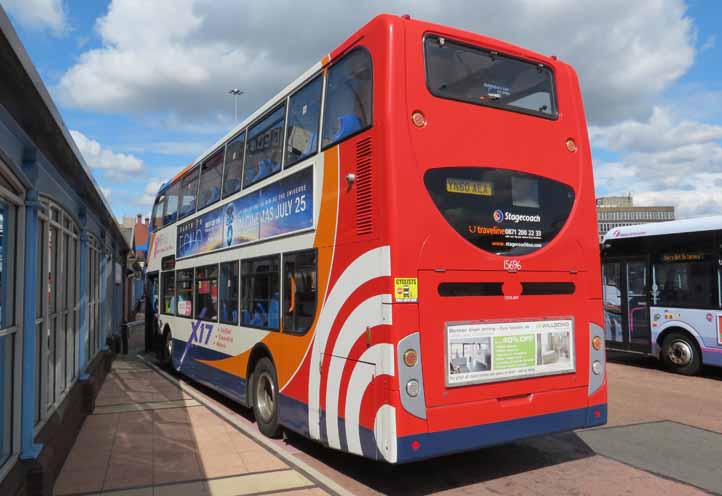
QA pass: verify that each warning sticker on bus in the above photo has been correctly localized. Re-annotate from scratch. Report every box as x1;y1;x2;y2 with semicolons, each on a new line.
394;277;418;303
445;317;575;386
445;178;493;196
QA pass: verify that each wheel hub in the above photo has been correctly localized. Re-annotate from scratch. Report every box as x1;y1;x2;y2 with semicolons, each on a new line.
668;340;692;366
256;371;276;423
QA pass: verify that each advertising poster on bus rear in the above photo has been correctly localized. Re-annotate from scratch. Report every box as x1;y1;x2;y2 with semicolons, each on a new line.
446;318;575;386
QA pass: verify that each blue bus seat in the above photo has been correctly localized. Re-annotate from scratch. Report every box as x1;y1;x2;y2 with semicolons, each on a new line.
268;293;279;330
333;114;362;142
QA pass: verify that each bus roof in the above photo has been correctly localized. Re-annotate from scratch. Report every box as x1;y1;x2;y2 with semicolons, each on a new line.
602;216;722;243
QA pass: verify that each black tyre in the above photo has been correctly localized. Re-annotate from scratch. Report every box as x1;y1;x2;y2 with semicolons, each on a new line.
160;329;173;369
661;332;701;376
252;357;281;438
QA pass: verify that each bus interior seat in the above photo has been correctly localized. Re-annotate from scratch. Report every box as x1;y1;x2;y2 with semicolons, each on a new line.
333;114;362;142
268;293;279;329
252;159;280;183
224;179;241;195
301;131;317;156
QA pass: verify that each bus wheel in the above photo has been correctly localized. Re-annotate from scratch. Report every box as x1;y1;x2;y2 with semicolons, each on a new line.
661;332;701;376
161;330;173;369
252;358;281;438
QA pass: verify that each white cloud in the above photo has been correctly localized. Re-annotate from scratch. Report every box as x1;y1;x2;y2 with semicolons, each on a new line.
590;107;722;153
138;179;165;207
1;0;67;35
125;141;208;157
57;0;696;126
593;108;722;218
70;129;143;180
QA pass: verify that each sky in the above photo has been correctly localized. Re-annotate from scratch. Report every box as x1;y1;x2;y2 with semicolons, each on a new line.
1;0;721;221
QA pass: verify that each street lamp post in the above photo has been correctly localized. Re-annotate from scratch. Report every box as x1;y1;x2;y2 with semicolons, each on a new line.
228;89;244;121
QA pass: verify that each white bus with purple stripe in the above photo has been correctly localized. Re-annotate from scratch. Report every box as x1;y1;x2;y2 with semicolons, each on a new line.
601;216;722;374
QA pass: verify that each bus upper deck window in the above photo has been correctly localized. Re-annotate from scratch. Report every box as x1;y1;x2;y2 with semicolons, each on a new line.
286;75;323;167
243;105;286;188
198;149;224;210
178;168;199;219
322;48;373;149
223;132;245;198
152;195;166;229
163;182;180;225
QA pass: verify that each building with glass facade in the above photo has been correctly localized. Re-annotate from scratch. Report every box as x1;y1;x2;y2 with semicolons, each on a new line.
1;7;129;494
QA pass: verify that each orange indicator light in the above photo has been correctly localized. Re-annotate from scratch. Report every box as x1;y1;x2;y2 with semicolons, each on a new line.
411;111;426;127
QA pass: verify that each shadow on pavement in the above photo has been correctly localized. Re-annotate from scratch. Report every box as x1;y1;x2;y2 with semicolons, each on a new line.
606;350;722;381
280;429;595;496
160;354;598;495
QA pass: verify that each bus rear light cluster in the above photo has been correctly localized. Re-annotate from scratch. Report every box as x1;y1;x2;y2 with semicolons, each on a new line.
398;333;427;419
589;323;605;395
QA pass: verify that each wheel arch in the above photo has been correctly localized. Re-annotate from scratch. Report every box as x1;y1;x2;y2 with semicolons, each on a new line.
245;343;275;406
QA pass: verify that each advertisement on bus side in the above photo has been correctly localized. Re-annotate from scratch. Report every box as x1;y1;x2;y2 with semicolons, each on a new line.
445;318;575;386
176;166;313;258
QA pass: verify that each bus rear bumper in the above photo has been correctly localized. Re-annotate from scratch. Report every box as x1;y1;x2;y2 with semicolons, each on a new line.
396;403;607;463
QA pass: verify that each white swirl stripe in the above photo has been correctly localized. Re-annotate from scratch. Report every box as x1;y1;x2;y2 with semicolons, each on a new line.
345;343;395;456
324;294;392;449
308;246;391;440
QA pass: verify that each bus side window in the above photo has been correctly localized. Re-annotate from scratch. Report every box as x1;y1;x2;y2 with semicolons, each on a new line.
163;181;180;225
241;256;280;330
175;269;194;317
243;105;286;188
198;149;224;210
152;195;166;229
285;74;323;167
161;271;175;315
283;250;317;334
195;265;218;322
219;261;239;325
321;48;373;149
223;132;245;198
178;168;200;219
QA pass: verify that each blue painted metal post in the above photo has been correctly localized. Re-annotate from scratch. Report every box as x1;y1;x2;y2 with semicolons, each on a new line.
20;190;43;459
100;253;108;351
78;231;89;380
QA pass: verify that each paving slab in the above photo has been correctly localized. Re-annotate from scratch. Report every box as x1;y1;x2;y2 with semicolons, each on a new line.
579;421;722;494
53;355;335;496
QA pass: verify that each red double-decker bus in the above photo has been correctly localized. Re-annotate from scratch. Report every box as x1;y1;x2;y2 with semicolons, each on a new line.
145;14;606;463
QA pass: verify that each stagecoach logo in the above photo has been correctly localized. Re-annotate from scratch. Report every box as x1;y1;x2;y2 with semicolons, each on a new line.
504;259;522;273
493;210;541;224
613;229;621;238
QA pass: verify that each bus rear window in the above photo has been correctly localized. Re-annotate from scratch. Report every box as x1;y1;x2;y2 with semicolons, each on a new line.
424;36;557;118
425;167;574;256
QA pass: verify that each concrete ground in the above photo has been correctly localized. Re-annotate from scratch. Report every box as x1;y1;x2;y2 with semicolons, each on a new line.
53;356;330;496
54;343;722;496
